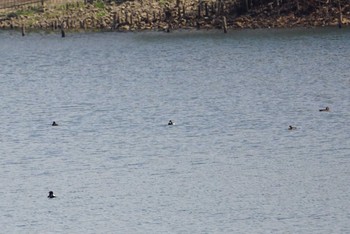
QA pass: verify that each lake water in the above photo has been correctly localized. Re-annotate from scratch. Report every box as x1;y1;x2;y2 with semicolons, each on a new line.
0;27;349;233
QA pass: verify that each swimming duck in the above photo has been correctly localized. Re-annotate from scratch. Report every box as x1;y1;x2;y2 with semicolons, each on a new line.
288;125;296;130
48;191;56;198
52;121;58;126
319;107;330;112
168;120;174;125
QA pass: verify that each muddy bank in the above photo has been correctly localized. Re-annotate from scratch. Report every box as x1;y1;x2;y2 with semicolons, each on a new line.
0;0;349;33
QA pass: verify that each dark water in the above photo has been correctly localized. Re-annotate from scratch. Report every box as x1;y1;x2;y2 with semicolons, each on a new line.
0;28;350;233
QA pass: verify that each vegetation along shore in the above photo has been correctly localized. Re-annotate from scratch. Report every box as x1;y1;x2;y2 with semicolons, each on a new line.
0;0;349;33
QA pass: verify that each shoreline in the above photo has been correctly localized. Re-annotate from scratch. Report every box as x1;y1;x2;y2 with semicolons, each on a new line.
0;24;348;34
1;0;349;34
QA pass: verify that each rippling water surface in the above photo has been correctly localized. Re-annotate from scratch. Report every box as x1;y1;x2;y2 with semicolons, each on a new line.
0;28;350;233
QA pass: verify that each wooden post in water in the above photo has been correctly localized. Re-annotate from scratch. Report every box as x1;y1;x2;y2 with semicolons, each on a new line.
223;16;227;33
100;18;104;29
21;24;25;36
338;0;342;28
167;22;171;32
84;19;87;30
61;23;65;37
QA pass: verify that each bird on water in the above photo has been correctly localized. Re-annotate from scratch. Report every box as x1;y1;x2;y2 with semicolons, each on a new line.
48;191;56;198
319;107;330;112
288;125;296;130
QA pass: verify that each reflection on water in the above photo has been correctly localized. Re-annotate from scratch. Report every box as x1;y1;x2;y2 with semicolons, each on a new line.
0;28;350;233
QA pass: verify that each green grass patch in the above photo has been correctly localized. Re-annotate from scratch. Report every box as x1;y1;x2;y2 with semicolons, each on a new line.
94;0;105;9
96;11;106;18
158;0;168;6
57;4;68;10
12;7;41;17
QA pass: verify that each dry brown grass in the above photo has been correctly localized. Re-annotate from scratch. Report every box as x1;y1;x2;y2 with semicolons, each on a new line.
0;0;82;10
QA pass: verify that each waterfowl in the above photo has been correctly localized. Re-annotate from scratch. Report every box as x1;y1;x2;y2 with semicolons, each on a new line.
48;191;56;198
319;107;330;112
52;121;58;126
288;125;296;130
168;120;174;125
